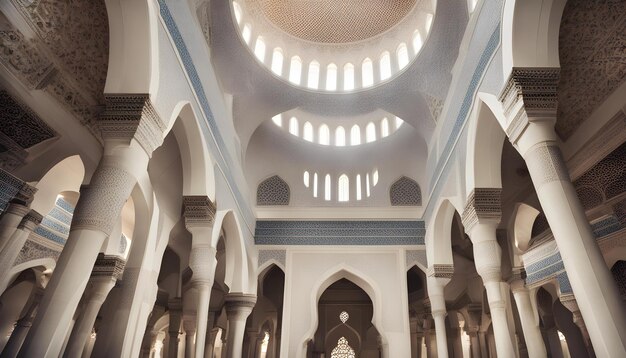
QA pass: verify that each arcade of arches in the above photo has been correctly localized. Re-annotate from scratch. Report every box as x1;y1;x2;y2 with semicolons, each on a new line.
0;0;625;357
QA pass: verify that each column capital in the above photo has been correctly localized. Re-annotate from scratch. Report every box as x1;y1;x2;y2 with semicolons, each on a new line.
99;94;166;156
183;195;216;229
462;188;502;232
5;201;31;217
17;209;43;231
508;267;527;292
91;253;126;281
12;182;38;206
225;293;257;319
499;67;560;143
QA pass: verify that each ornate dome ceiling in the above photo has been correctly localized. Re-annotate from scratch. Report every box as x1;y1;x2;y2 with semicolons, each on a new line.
254;0;417;43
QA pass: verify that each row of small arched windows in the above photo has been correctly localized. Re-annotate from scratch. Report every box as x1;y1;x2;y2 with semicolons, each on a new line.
303;170;379;202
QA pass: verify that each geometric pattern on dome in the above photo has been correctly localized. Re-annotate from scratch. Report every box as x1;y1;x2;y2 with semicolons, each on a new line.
389;176;421;206
0;91;56;149
330;337;356;358
254;0;417;43
257;175;290;205
339;311;349;324
573;142;626;210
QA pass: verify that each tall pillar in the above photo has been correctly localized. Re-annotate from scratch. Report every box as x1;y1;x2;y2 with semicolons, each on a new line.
500;68;626;356
63;255;124;358
0;181;37;253
462;189;517;358
183;317;196;358
224;294;256;358
410;316;420;358
465;304;482;358
510;269;547;358
0;210;43;293
426;268;452;358
18;94;165;358
167;298;183;358
183;196;218;358
244;330;257;358
1;287;44;358
205;327;219;358
478;330;488;358
559;294;595;357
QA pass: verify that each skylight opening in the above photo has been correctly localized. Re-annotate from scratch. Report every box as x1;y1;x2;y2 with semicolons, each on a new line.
366;122;376;143
319;124;330;145
271;48;283;75
326;63;338;91
362;58;374;88
335;126;346;147
289;56;302;85
303;122;314;142
366;174;371;197
272;114;282;127
313;173;318;197
381;118;390;138
356;174;362;200
325;174;331;201
412;31;423;54
242;24;252;44
373;170;379;186
395;116;404;129
289;117;299;136
379;52;391;81
338;175;350;202
304;171;310;187
397;43;409;70
308;61;320;89
254;37;266;62
350;125;361;146
343;63;355;91
233;2;242;24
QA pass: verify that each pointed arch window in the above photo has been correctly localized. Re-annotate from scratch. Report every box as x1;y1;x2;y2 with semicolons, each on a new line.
242;24;252;44
304;171;310;187
366;122;376;143
381;118;390;137
335;126;346;147
397;43;409;69
307;61;320;89
356;174;362;201
325;174;331;201
319;124;330;145
233;2;242;24
326;63;338;91
343;63;355;91
412;31;423;54
271;48;283;75
350;125;361;146
303;122;314;142
272;114;282;127
362;58;374;88
289;56;302;85
426;13;434;30
379;52;391;81
395;116;404;129
373;169;379;186
366;173;371;197
289;117;299;136
338;175;349;202
313;173;318;197
254;37;266;62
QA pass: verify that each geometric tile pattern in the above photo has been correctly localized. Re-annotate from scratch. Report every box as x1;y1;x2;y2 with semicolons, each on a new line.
0;91;56;149
258;249;286;268
256;175;290;206
255;220;425;245
390;176;422;206
574;142;626;210
0;169;25;214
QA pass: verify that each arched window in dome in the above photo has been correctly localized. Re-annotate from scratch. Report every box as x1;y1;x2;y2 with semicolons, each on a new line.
242;24;252;44
335;126;346;147
271;48;283;75
366;173;371;197
303;171;310;188
373;169;379;186
233;2;242;24
397;43;409;69
272;114;282;127
412;31;423;54
289;117;299;136
426;13;434;30
254;37;266;62
356;174;362;200
343;63;355;91
313;173;318;197
366;122;376;143
350;125;361;146
319;124;330;145
308;61;320;89
326;63;338;91
338;175;349;202
289;56;302;85
395;116;404;129
381;117;390;137
379;52;391;81
362;58;374;88
331;337;355;358
325;174;331;201
303;122;314;142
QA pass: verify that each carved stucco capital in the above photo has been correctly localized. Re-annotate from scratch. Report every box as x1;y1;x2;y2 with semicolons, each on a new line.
462;188;502;232
17;209;43;231
426;264;454;279
183;195;216;229
91;253;126;281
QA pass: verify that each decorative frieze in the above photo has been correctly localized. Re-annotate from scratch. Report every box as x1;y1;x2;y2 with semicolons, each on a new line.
258;249;286;269
426;264;454;279
91;253;126;281
461;188;502;231
405;249;428;269
99;94;166;156
183;195;216;228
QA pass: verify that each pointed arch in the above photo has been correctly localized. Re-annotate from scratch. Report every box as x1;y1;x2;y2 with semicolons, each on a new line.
426;198;461;267
350;125;361;146
361;58;374;87
30;155;85;216
212;210;250;293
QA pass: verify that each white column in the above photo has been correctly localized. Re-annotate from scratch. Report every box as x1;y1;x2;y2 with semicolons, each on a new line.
64;255;123;358
224;294;256;358
510;272;547;358
0;210;43;293
0;181;36;253
426;273;451;358
18;94;165;358
204;328;219;358
500;68;626;356
183;318;196;358
183;196;218;358
1;287;44;358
